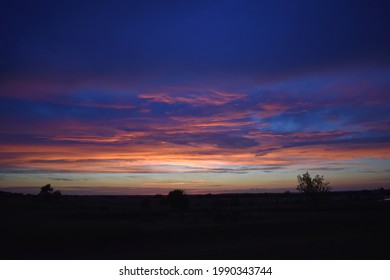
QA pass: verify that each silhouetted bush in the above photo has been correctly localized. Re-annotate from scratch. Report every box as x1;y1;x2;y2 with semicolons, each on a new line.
167;189;189;211
52;190;62;199
38;184;62;200
297;172;330;193
297;172;330;205
376;187;385;200
38;184;53;197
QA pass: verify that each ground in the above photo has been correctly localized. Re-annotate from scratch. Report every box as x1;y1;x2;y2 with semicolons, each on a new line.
0;190;389;259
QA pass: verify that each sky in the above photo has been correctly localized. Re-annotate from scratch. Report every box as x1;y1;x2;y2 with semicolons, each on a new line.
1;0;389;195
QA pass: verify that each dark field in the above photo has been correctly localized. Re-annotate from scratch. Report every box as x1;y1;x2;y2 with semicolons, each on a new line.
1;190;389;260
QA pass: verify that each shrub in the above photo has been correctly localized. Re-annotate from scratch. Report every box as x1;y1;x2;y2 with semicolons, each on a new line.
167;189;189;211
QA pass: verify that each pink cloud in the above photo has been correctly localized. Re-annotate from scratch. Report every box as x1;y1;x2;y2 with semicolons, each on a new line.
139;88;246;106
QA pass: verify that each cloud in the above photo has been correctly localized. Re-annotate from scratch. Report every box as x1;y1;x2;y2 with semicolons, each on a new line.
48;177;75;181
304;167;346;171
139;88;245;106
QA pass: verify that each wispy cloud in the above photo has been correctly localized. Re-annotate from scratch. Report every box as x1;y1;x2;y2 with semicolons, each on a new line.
139;88;246;106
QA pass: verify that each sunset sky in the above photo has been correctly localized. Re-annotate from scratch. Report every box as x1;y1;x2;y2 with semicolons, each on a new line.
1;0;389;194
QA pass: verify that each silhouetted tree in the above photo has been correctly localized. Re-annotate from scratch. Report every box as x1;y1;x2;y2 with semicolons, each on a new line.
38;184;62;200
297;172;330;193
167;189;189;211
38;184;54;197
297;172;330;205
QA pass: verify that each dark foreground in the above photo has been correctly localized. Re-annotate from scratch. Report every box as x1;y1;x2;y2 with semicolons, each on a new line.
1;190;389;259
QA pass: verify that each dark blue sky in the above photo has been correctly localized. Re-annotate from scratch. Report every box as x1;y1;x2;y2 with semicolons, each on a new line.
2;0;389;80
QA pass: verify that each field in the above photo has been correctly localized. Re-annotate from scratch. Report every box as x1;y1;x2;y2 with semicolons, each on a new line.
1;190;389;259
